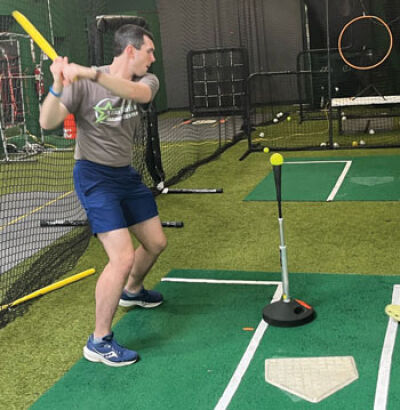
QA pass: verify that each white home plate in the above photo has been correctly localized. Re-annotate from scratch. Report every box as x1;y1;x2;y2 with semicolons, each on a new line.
265;356;359;403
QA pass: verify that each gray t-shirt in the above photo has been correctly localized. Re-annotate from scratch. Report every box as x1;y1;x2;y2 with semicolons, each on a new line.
60;67;159;167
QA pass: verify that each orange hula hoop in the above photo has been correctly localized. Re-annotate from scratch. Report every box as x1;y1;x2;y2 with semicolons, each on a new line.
338;15;393;71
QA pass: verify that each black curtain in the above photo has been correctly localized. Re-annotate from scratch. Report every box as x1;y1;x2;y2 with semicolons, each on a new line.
305;0;367;49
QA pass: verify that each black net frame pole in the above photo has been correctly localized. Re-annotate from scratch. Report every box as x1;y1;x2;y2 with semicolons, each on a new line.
93;26;103;66
144;101;165;186
326;0;334;147
239;73;254;161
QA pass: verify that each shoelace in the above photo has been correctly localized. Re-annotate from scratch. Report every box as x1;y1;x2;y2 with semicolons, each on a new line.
100;333;123;354
110;340;125;355
101;338;125;356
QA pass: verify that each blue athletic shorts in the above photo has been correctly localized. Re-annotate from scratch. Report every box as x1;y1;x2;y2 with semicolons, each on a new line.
73;160;158;234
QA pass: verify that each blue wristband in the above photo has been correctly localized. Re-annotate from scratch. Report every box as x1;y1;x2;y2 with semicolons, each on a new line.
49;86;62;97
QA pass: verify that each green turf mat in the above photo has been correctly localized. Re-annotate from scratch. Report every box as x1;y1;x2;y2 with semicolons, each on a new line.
245;161;344;201
31;269;400;410
336;156;400;201
245;155;400;201
31;270;278;410
230;273;400;409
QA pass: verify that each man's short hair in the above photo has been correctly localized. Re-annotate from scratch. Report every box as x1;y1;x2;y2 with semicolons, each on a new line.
113;24;154;57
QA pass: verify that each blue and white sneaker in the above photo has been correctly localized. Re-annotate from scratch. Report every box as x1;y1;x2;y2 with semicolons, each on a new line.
119;287;163;308
83;332;139;367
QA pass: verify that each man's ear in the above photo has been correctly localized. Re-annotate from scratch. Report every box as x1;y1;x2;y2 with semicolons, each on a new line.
125;44;136;57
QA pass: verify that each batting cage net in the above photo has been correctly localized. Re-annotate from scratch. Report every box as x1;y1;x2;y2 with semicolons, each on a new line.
0;0;91;327
241;0;400;157
1;0;400;327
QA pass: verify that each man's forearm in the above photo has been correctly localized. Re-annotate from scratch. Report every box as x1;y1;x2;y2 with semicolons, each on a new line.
93;70;152;103
39;84;68;130
62;64;153;103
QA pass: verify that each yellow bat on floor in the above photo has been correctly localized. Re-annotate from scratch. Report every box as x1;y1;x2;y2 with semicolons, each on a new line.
12;10;58;61
0;268;96;312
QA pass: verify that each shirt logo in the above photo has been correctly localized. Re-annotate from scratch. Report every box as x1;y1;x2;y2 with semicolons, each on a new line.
94;98;139;124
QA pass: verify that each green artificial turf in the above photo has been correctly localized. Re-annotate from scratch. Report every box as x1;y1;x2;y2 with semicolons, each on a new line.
30;269;400;410
245;155;400;201
1;140;400;409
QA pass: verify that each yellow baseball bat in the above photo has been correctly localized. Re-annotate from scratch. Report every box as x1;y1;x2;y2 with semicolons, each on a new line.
0;268;96;312
12;10;58;61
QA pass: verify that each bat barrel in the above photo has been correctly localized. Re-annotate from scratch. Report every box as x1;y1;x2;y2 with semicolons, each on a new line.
12;11;58;61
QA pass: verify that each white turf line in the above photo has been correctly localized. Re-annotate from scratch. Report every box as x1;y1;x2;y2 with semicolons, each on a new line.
161;278;281;286
374;285;400;410
285;160;350;165
215;283;283;410
160;277;282;410
163;278;400;408
284;160;353;202
326;161;352;202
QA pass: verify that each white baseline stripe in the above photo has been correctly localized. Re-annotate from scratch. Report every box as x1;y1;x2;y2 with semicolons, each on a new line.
374;285;400;410
326;160;352;202
161;276;282;409
283;159;352;202
161;277;281;286
285;160;349;165
214;283;283;410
